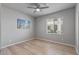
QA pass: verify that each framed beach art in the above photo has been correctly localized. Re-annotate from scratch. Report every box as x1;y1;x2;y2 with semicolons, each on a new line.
17;18;31;29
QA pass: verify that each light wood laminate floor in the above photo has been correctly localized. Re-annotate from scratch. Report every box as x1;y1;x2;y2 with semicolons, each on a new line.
0;39;76;55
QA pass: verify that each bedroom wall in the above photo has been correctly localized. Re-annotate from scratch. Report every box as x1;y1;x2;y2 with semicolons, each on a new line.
35;8;75;46
75;3;79;54
1;6;35;48
0;4;1;49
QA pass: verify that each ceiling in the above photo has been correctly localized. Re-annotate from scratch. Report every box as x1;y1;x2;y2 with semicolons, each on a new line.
2;3;76;17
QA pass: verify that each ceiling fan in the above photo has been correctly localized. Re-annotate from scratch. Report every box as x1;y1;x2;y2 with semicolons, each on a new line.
27;3;49;13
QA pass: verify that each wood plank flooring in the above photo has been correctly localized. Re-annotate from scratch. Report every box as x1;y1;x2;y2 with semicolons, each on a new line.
0;39;76;55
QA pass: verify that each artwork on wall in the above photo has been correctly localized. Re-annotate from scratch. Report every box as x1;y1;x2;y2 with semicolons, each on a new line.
17;18;31;29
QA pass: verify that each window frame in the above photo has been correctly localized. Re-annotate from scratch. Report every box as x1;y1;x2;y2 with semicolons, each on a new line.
46;18;57;34
46;18;63;34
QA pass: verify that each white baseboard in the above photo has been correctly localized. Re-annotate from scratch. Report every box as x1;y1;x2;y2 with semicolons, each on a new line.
0;37;75;50
35;37;75;48
0;38;34;49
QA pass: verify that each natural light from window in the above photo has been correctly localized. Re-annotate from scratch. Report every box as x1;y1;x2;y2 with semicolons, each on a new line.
47;18;63;34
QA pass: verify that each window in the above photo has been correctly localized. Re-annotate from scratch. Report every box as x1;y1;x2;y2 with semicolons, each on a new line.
47;18;63;34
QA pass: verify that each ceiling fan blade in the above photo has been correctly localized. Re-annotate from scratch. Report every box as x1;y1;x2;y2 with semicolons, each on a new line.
40;7;49;9
33;10;37;13
27;7;36;9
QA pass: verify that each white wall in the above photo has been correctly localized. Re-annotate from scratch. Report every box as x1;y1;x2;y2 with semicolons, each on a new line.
76;4;79;54
1;6;35;48
35;8;75;46
0;4;1;48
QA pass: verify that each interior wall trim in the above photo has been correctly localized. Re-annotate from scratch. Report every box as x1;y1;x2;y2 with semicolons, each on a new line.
0;37;75;50
76;47;79;55
0;38;34;49
35;37;75;48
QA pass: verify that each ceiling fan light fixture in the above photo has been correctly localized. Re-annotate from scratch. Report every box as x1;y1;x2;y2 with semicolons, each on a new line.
36;8;41;12
27;3;49;13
